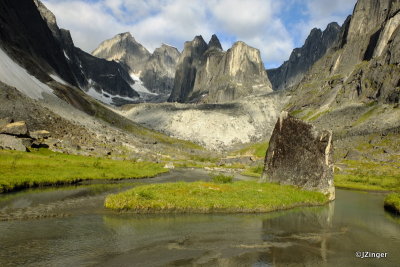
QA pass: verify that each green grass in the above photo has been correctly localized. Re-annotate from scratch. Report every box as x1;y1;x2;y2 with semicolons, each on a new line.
232;141;269;158
0;149;168;193
353;105;379;126
334;160;400;191
104;181;328;213
384;193;400;214
242;164;264;177
210;173;233;183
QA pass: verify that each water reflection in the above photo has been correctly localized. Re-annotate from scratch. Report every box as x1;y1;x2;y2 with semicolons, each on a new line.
0;177;399;266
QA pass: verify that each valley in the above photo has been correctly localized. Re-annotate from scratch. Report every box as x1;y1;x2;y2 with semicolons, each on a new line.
0;0;399;266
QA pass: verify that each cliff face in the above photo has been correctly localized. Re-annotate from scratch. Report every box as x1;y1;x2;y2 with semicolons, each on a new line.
169;35;272;103
267;23;341;90
0;0;76;85
32;0;139;104
92;33;180;98
140;44;181;98
168;36;209;102
287;0;400;111
92;32;151;74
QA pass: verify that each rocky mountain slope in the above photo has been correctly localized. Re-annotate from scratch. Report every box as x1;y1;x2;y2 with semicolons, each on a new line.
32;0;140;106
284;0;400;163
168;35;272;103
120;91;286;150
267;22;341;90
92;33;180;100
0;0;210;161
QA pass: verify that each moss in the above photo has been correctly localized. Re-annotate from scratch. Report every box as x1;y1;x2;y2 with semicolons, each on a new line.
105;181;328;213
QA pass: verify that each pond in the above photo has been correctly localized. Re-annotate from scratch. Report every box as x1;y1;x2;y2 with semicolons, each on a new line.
0;169;399;266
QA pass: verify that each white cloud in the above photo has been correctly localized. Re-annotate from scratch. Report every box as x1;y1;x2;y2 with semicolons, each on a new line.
42;0;356;68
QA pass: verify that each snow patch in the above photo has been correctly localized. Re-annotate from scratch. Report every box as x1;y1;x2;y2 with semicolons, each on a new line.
86;86;139;106
50;74;69;85
0;48;54;99
130;73;157;95
63;50;70;61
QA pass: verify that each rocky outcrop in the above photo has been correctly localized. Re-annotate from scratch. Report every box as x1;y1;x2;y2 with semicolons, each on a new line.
0;134;26;152
92;33;180;99
0;121;29;136
267;23;341;90
168;36;209;102
261;112;335;200
92;32;151;74
169;35;272;103
141;44;181;98
208;34;223;50
0;119;51;151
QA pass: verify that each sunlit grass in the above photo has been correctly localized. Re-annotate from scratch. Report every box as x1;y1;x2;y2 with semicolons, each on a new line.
384;193;400;214
0;149;167;193
334;160;400;191
241;164;264;177
104;181;328;213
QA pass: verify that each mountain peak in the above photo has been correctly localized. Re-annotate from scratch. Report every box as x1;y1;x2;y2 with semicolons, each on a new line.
208;34;222;50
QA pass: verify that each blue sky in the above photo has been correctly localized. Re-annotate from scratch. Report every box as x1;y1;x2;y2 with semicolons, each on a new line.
43;0;357;68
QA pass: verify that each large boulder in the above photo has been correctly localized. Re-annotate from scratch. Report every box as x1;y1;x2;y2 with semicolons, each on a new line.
260;112;335;200
0;121;29;136
0;134;27;151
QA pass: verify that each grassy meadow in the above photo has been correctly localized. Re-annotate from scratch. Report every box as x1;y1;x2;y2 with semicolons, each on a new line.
104;181;328;213
0;149;167;193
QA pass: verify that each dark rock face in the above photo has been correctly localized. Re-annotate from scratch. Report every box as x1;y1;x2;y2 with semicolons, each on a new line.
0;0;137;106
0;0;76;85
33;1;138;103
168;36;209;102
261;112;335;200
267;23;341;90
169;35;272;103
208;34;223;50
92;33;180;99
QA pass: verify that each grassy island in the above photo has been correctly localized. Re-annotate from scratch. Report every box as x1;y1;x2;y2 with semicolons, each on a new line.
0;149;167;193
384;193;400;214
104;181;328;213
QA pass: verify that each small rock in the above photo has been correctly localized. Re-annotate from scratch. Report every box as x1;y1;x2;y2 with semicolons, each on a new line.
30;130;51;139
164;162;175;169
0;121;29;136
0;134;27;151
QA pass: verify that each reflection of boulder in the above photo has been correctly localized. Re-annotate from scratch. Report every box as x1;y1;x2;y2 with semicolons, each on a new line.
262;202;335;265
261;112;335;200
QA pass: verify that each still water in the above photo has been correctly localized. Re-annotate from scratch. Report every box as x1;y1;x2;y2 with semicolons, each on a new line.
0;169;399;266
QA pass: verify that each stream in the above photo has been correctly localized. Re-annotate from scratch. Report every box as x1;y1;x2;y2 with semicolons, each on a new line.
0;169;399;266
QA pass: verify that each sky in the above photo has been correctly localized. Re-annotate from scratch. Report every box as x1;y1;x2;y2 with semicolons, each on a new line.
42;0;357;68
